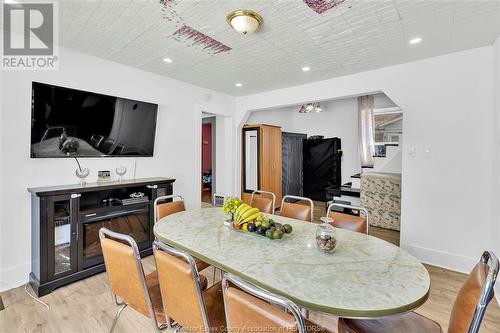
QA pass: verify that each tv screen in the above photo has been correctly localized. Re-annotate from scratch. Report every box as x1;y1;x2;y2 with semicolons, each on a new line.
30;82;158;158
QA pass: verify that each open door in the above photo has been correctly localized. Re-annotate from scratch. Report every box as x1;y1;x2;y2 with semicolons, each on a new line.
201;116;216;204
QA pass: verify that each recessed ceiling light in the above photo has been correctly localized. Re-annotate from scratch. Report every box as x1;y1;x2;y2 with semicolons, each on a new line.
235;83;242;87
409;37;422;45
163;57;173;63
302;66;311;72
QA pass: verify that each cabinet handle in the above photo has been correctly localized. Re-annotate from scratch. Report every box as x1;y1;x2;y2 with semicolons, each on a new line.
147;185;158;189
71;193;81;199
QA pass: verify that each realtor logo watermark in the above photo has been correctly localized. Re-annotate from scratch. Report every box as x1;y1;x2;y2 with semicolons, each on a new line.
2;2;59;70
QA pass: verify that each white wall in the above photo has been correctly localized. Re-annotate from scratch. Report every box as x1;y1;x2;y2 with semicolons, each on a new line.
235;46;497;274
0;46;235;290
247;97;360;184
494;35;500;299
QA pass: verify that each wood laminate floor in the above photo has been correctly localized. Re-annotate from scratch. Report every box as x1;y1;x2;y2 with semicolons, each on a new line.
1;261;499;333
2;203;498;332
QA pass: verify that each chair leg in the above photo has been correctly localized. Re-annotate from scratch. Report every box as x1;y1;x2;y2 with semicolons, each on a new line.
109;304;127;333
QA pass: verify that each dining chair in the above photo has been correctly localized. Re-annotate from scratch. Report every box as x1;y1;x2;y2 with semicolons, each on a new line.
250;190;276;214
99;228;168;333
153;240;226;332
154;195;186;222
154;194;210;273
280;195;314;222
327;202;369;234
222;273;332;333
338;251;499;333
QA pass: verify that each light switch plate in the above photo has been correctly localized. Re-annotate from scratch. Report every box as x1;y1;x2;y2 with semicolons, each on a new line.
424;147;432;158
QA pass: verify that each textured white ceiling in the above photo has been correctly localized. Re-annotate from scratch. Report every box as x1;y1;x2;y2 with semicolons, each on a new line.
58;0;500;96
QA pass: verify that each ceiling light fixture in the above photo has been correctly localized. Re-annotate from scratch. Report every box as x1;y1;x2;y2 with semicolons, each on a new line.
163;57;173;63
302;66;311;72
409;37;422;45
235;83;243;87
227;9;263;35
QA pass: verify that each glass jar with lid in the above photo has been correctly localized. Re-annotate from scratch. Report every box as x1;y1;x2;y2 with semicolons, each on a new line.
316;217;338;253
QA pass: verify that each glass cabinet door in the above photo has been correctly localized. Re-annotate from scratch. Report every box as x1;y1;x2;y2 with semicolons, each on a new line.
48;194;78;279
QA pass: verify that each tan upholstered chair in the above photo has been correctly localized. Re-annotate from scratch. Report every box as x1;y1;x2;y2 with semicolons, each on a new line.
154;195;186;222
250;190;276;214
153;241;226;332
154;195;210;272
222;273;332;333
338;251;499;333
99;228;167;333
327;203;369;234
280;195;314;222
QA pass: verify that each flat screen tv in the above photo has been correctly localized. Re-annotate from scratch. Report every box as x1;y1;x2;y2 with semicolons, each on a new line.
31;82;158;158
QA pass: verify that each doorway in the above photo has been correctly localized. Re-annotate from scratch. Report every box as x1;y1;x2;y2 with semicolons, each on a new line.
201;114;216;205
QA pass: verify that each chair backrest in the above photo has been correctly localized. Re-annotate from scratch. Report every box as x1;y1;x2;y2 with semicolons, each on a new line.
280;195;314;222
90;134;104;149
99;228;156;321
153;241;209;332
222;273;306;333
154;195;185;222
250;190;276;214
448;251;498;333
327;203;369;234
100;138;115;154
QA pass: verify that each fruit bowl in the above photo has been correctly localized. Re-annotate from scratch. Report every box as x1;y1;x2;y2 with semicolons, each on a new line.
224;202;293;240
232;217;292;240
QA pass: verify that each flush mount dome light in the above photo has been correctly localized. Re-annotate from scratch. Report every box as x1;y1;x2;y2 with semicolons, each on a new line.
227;9;263;35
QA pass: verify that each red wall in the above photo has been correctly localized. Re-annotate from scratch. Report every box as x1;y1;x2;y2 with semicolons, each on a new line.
202;123;212;173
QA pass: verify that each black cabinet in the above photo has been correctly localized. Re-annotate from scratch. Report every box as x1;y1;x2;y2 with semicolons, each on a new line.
28;177;175;296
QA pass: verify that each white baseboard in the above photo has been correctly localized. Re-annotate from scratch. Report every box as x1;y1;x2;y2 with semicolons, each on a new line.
402;244;500;304
0;261;30;292
402;243;477;274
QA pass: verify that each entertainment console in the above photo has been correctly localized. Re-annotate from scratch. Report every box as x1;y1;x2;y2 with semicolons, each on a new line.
27;177;175;296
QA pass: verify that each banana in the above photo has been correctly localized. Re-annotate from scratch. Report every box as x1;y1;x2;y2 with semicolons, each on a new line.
234;205;247;223
234;204;252;221
241;212;261;224
236;203;250;216
235;204;253;223
237;208;259;224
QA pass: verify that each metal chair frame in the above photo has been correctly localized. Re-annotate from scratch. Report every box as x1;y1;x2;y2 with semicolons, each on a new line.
222;273;307;333
152;240;211;333
153;196;217;282
99;228;168;333
281;195;314;222
326;202;370;234
153;195;184;222
467;251;499;333
250;190;276;213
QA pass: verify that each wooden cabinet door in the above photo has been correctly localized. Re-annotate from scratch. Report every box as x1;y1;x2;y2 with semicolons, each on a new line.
260;126;282;208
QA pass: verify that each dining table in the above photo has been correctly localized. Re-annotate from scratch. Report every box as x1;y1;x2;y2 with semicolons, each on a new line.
153;207;430;318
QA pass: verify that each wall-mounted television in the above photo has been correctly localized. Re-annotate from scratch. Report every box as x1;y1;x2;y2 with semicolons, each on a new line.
30;82;158;158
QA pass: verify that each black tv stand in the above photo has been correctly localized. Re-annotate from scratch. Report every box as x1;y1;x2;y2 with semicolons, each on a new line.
27;177;175;297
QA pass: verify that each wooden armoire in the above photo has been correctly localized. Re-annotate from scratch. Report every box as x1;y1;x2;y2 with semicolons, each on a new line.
241;124;282;209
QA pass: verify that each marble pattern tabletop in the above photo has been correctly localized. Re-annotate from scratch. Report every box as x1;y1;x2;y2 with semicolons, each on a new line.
154;207;430;318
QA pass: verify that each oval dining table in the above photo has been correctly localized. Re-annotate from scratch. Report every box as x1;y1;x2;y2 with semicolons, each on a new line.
153;207;430;319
